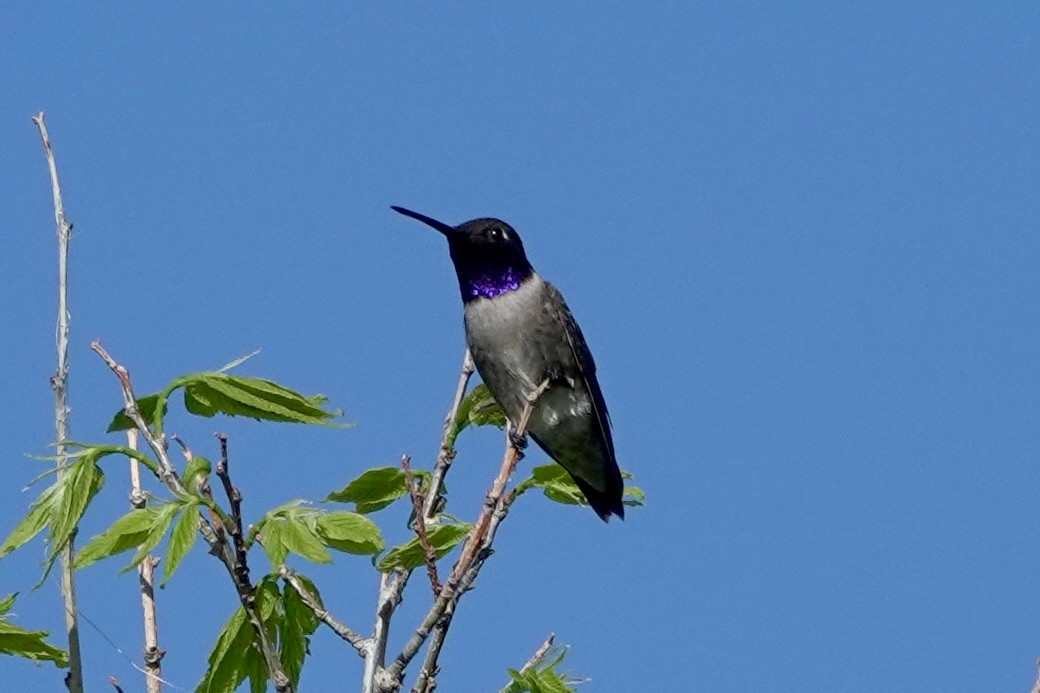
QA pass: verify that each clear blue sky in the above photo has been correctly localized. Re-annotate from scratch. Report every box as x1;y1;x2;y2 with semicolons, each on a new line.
2;3;1038;691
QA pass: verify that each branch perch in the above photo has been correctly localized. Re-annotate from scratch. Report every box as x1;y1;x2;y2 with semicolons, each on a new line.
392;379;550;690
362;351;474;693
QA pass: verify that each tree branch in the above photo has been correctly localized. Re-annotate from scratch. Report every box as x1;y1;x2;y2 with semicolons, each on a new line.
91;343;294;692
392;379;550;688
423;349;475;518
127;430;164;693
32;110;83;693
402;455;441;596
279;566;366;656
362;351;475;693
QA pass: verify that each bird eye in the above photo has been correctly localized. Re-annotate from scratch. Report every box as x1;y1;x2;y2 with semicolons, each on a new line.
487;227;507;242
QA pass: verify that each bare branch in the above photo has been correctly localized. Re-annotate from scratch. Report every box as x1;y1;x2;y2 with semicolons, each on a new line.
32;110;83;693
127;430;164;693
393;379;550;687
402;455;441;596
363;351;474;693
423;349;475;518
279;566;366;656
519;633;556;675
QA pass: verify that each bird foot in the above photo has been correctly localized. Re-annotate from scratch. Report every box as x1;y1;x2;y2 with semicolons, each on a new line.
508;429;528;451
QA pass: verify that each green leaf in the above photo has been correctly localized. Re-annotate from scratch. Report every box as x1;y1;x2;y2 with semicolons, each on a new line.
449;384;507;446
314;511;384;555
0;600;69;668
197;578;280;693
280;573;320;687
279;518;332;565
0;483;60;561
525;465;586;507
123;502;181;573
376;522;470;572
161;502;199;585
183;456;212;495
46;454;106;568
622;484;645;507
74;508;157;570
503;643;583;693
256;505;332;565
197;606;252;693
105;393;165;433
258;519;288;566
182;373;346;426
324;466;409;513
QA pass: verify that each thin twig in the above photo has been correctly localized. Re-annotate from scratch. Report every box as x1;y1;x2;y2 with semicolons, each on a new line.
393;379;550;688
519;633;555;674
363;351;475;693
214;434;251;586
128;430;164;693
423;350;475;518
91;344;294;692
495;634;556;693
279;566;366;656
32;110;83;693
402;455;441;596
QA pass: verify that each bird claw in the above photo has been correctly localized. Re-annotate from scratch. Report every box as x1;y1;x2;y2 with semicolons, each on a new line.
508;430;528;451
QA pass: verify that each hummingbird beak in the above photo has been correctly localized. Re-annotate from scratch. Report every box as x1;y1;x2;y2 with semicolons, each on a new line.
390;206;456;237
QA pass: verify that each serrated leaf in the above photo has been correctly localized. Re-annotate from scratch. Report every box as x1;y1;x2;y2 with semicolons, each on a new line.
315;511;384;555
183;456;212;495
258;519;288;566
376;523;470;572
503;643;582;693
74;508;157;570
256;505;332;565
197;606;252;693
449;384;507;446
324;467;409;513
197;577;278;693
182;373;346;426
46;455;105;568
622;485;645;507
279;518;332;565
106;393;166;433
280;573;320;687
0;483;60;561
528;465;586;506
0;608;69;668
162;502;199;585
123;502;181;573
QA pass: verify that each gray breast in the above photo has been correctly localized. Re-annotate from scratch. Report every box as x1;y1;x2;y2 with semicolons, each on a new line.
463;275;576;421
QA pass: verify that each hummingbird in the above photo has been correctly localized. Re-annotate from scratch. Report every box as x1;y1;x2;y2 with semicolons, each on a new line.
392;206;624;521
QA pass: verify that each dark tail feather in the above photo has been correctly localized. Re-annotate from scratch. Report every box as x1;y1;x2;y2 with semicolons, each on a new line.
572;473;625;523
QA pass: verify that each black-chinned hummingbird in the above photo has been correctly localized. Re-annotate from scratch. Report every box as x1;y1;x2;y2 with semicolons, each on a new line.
392;205;624;521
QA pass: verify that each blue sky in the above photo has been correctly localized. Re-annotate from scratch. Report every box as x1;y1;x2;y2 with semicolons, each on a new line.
2;3;1038;691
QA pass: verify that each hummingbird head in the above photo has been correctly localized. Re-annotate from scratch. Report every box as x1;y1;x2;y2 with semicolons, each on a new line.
392;206;534;302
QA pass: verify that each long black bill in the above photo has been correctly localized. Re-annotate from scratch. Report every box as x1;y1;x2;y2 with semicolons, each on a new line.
390;206;456;236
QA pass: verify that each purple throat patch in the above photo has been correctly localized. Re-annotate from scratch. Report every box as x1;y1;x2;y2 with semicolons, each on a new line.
467;267;524;299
